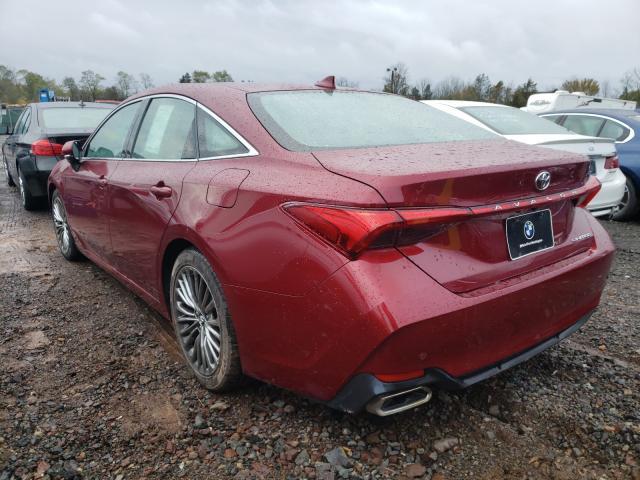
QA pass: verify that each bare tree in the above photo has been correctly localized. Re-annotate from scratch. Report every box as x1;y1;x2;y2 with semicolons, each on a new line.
116;71;138;99
79;70;105;101
417;79;432;100
433;76;465;99
383;63;409;95
139;73;154;90
336;77;359;88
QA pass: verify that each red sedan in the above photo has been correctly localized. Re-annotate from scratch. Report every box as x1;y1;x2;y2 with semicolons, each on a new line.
48;80;614;416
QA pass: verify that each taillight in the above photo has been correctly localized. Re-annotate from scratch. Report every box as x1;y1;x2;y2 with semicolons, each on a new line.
31;139;63;157
283;203;471;259
577;176;602;208
604;155;619;170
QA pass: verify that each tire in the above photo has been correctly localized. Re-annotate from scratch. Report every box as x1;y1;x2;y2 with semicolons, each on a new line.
51;190;82;261
170;248;243;391
17;167;41;211
612;178;639;222
3;155;15;187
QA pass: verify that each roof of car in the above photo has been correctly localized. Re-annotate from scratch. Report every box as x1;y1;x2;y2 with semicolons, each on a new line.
542;108;640;118
29;101;116;109
423;100;510;108
125;82;373;104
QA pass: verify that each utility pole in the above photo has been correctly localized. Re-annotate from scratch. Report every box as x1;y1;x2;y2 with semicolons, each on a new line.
386;67;398;94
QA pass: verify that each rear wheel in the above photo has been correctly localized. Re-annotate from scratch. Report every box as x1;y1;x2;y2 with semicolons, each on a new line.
170;248;243;391
613;178;639;221
52;190;81;261
3;155;15;187
18;167;41;211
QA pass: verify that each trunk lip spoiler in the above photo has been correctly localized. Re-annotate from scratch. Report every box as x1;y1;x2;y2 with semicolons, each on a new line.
283;175;600;217
468;175;600;216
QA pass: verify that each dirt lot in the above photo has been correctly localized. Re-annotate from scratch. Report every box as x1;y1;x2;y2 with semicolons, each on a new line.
0;165;639;480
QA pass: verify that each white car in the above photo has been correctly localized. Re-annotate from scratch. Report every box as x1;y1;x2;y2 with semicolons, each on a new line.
423;100;626;218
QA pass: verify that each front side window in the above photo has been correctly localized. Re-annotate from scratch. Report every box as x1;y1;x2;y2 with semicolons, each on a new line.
248;91;496;151
197;108;248;158
132;98;196;160
599;120;630;142
460;106;571;135
86;102;141;158
562;115;605;137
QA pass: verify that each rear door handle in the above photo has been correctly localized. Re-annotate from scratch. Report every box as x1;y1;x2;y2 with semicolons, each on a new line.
150;184;173;199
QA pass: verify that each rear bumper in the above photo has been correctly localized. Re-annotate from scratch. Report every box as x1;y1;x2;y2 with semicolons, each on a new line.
328;311;591;413
227;210;615;405
17;155;56;198
588;169;626;215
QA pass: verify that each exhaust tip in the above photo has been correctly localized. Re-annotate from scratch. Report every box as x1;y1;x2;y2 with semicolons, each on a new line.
365;386;432;416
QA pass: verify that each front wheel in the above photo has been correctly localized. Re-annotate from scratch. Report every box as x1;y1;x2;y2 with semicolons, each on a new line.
170;248;243;391
613;178;639;221
51;190;82;261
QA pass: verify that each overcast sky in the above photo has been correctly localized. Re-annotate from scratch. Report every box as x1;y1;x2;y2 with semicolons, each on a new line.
1;0;638;91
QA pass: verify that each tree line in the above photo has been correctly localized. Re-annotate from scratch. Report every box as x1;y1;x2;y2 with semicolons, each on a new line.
0;66;156;103
2;63;640;106
376;63;640;107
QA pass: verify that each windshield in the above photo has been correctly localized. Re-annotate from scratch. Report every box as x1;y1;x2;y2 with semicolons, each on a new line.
460;105;573;135
248;91;496;151
41;107;112;130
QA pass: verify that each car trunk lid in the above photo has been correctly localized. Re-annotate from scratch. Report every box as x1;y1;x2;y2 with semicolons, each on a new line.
312;139;588;207
312;139;596;294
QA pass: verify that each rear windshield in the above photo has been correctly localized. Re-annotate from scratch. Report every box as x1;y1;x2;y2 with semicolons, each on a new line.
248;91;496;151
41;107;112;130
460;105;572;135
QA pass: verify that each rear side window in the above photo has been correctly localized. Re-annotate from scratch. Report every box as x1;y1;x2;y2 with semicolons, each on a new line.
20;108;32;135
86;102;140;158
541;114;564;124
197;108;248;158
562;115;605;137
599;120;630;142
132;98;196;160
459;106;570;135
41;107;112;130
12;109;28;134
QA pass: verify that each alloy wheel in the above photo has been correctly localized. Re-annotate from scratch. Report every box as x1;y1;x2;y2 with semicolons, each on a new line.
617;184;629;212
174;266;221;376
18;175;26;206
52;197;71;255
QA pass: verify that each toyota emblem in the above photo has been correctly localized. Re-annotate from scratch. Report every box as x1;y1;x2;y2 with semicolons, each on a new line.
535;171;551;191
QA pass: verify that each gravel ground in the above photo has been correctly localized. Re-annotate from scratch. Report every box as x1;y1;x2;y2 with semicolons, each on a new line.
0;164;639;480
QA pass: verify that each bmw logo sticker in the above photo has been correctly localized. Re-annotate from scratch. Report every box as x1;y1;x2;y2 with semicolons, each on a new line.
524;220;535;240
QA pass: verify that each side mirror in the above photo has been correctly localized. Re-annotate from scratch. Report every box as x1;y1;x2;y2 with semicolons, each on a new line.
62;140;83;170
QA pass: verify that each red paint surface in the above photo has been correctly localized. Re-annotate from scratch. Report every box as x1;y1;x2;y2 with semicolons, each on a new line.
49;83;616;403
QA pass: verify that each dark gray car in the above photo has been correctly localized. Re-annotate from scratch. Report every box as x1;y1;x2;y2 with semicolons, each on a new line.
2;101;115;210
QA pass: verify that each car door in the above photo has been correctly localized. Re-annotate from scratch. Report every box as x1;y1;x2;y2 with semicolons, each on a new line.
2;107;25;177
108;96;197;299
5;107;30;179
63;101;142;259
